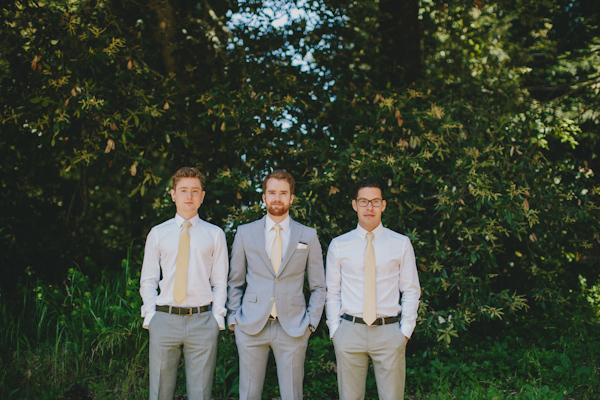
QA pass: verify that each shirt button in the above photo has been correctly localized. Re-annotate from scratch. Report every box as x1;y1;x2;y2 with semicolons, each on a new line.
271;297;275;301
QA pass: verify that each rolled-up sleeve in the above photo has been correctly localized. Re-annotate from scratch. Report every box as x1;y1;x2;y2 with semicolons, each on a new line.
398;240;421;338
325;240;342;338
211;229;229;330
140;228;160;329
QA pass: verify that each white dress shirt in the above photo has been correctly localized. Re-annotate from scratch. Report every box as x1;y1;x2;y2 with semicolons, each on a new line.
140;213;229;329
325;223;421;339
265;215;291;261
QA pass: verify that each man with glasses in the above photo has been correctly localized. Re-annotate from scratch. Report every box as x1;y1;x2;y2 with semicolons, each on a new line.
325;178;421;400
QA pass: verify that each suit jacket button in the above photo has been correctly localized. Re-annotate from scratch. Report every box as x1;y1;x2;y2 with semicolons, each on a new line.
271;297;275;301
275;279;279;282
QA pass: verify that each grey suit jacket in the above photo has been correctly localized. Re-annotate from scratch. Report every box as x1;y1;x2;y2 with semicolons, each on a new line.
227;216;326;337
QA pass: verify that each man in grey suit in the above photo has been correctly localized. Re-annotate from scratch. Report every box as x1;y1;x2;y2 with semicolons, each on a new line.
227;170;326;400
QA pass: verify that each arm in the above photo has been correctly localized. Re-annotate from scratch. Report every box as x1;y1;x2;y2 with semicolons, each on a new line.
325;240;342;338
305;230;326;329
211;229;229;330
139;229;160;329
398;239;421;339
227;227;247;329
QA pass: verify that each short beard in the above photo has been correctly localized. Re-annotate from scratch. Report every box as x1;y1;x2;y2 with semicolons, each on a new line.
267;203;290;217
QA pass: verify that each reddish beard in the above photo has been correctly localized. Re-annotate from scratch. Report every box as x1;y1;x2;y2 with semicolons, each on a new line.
266;202;290;217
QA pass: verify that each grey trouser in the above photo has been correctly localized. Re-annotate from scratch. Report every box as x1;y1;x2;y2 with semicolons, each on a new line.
332;319;407;400
148;310;219;400
235;319;310;400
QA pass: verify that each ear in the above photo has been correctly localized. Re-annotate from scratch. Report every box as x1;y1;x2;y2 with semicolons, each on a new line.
381;200;387;213
170;189;176;202
200;191;206;205
352;199;358;212
290;194;295;204
262;193;266;204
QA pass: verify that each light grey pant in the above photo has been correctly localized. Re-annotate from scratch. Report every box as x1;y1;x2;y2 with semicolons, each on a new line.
235;319;310;400
148;310;219;400
332;319;407;400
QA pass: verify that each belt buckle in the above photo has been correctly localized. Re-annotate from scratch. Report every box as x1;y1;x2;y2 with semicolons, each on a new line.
187;308;193;315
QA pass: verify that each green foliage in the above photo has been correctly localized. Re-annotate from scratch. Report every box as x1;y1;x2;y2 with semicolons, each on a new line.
0;253;147;399
1;1;599;397
1;265;600;398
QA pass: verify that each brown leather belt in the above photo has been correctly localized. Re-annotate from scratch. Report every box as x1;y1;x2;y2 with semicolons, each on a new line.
342;313;399;326
156;304;212;315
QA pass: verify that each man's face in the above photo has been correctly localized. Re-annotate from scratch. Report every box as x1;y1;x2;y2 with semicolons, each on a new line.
352;187;386;231
170;177;205;217
263;178;294;218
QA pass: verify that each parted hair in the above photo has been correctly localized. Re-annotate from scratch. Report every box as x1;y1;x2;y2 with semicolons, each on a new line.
262;170;295;194
354;178;383;199
172;167;206;189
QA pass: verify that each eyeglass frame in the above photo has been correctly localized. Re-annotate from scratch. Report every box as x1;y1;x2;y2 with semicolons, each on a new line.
356;198;384;207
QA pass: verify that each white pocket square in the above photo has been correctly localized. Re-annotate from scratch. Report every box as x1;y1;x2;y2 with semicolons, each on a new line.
296;243;308;249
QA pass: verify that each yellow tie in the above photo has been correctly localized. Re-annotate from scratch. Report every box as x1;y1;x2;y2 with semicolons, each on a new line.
271;224;282;318
173;220;192;303
363;232;376;325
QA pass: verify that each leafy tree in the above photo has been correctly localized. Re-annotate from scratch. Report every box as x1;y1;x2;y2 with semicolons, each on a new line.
1;0;599;350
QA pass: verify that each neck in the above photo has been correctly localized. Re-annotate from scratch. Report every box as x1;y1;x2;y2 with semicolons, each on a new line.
359;222;378;232
177;211;198;220
268;213;288;224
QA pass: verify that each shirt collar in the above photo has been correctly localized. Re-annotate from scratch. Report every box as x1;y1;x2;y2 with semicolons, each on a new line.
175;213;200;228
265;214;290;232
356;222;384;239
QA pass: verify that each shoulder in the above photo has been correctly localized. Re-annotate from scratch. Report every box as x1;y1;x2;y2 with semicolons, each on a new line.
382;227;411;244
150;218;176;233
234;217;264;237
291;219;317;236
331;229;357;244
197;219;226;235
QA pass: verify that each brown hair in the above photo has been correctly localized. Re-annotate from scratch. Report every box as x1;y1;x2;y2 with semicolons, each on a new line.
172;167;206;189
262;170;295;194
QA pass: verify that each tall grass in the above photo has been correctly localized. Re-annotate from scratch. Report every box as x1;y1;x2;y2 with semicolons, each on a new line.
1;256;599;399
0;249;151;399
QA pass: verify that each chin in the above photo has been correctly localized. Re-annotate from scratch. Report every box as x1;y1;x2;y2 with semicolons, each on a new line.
267;206;289;217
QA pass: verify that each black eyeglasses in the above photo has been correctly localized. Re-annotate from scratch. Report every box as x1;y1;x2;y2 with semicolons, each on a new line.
356;198;383;207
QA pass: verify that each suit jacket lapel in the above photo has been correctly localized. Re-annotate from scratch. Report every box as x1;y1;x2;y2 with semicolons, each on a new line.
279;218;301;275
251;216;273;271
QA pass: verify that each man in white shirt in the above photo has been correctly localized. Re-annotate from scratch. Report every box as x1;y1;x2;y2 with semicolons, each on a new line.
140;167;228;400
326;178;421;400
227;170;326;400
